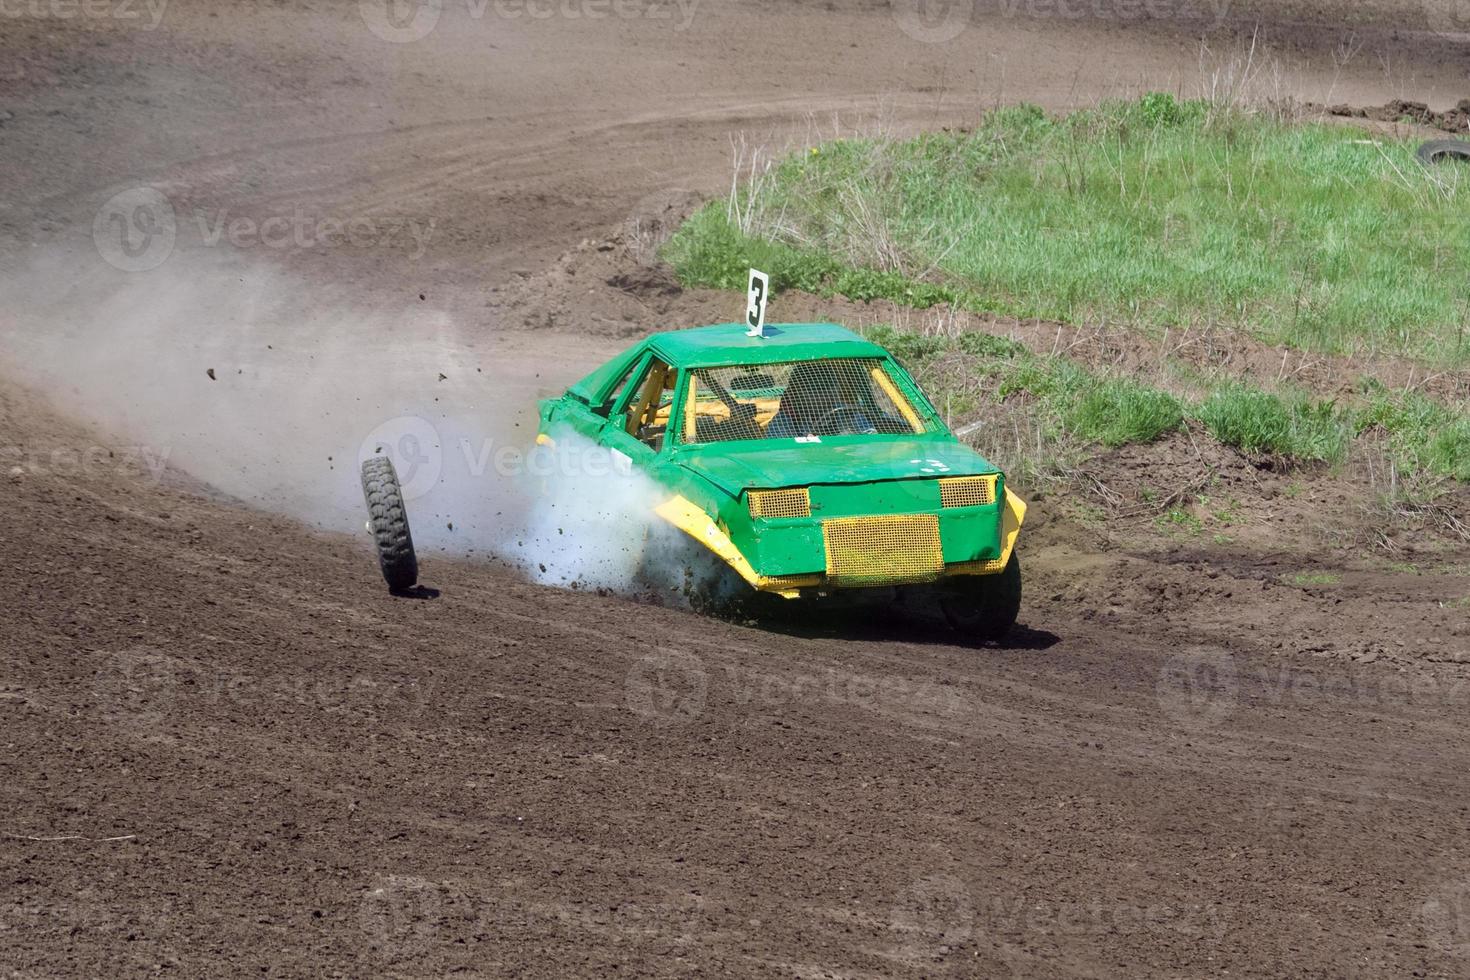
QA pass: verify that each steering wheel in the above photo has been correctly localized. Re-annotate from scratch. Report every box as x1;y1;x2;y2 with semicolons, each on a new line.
815;404;877;436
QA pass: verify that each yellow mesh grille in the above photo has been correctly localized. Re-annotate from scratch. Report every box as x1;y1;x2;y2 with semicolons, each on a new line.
940;475;998;509
748;488;811;519
823;515;943;587
948;557;1008;576
765;574;823;591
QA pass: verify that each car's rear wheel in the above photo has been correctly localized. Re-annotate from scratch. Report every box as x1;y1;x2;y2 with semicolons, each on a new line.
361;455;419;593
938;553;1021;641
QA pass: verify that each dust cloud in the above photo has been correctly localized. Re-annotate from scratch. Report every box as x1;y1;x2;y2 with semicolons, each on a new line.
0;247;519;546
0;246;701;594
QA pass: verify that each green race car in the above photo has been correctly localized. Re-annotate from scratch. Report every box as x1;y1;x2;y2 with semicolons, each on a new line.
362;321;1026;637
542;321;1024;636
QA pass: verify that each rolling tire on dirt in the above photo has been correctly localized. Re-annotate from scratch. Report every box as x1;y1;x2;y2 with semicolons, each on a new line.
1416;140;1470;166
361;455;419;593
938;553;1021;641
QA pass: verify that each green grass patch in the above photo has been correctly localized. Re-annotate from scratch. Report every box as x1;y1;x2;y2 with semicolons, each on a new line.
854;324;1469;478
1194;386;1351;463
860;324;1185;452
1069;381;1186;447
665;94;1470;363
1356;383;1470;481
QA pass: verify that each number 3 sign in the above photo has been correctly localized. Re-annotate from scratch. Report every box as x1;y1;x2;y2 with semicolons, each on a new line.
745;268;770;338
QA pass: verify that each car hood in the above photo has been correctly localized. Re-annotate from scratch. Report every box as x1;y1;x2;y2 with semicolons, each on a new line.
670;437;999;496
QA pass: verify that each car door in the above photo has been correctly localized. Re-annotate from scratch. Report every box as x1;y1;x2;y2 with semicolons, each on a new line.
601;355;677;473
552;350;644;441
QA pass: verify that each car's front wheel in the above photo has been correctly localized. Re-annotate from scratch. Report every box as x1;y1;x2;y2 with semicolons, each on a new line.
938;553;1021;641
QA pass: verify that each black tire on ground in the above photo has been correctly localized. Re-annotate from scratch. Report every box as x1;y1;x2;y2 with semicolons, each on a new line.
361;455;419;592
938;553;1022;641
1416;140;1470;166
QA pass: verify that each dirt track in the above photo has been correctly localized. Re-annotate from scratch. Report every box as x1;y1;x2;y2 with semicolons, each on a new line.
2;1;1470;976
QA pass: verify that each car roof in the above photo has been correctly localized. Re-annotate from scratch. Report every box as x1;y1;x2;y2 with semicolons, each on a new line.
648;322;887;367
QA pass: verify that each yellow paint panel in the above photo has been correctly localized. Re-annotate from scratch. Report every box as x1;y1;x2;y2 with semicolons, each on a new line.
684;373;699;440
653;495;807;599
869;366;923;433
1002;487;1026;564
947;488;1027;577
687;397;782;434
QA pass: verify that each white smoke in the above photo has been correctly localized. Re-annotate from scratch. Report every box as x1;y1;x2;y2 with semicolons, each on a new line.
493;426;726;599
0;245;722;602
0;246;515;538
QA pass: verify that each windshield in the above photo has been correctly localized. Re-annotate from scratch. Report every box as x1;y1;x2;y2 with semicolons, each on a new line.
682;358;933;444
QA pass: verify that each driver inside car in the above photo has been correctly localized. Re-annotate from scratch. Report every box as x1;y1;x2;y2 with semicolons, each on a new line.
765;362;878;439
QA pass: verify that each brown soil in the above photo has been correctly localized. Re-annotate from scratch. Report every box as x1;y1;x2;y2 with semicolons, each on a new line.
2;2;1469;978
1316;98;1470;133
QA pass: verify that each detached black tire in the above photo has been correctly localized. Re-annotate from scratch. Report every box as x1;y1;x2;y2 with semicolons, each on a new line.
361;456;418;592
939;553;1021;641
1417;140;1470;166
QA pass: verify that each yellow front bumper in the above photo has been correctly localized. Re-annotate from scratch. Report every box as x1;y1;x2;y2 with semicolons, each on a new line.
654;489;1026;599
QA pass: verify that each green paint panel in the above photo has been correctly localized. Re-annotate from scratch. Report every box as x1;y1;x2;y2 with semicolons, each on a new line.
650;322;886;367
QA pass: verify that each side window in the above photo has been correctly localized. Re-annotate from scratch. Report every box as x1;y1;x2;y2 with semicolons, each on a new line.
623;358;676;451
600;358;644;416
